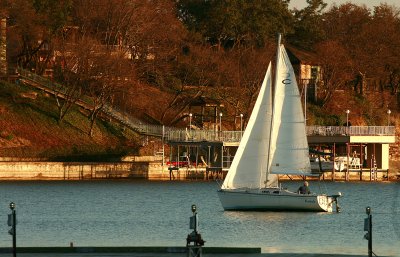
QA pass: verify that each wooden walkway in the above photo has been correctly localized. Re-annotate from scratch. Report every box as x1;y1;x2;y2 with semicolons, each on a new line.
0;247;381;257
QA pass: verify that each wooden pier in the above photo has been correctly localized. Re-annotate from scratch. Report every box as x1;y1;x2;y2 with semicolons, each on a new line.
165;126;397;181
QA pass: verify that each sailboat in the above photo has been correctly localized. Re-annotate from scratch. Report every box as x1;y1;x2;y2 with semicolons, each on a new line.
217;35;341;212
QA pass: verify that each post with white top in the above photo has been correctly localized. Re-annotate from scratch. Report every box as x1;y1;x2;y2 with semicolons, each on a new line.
7;202;16;257
189;113;193;134
345;109;350;135
186;204;205;257
346;109;350;127
363;206;372;257
219;112;223;141
240;113;243;138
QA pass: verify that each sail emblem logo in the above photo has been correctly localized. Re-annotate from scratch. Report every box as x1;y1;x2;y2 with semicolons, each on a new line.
282;72;291;85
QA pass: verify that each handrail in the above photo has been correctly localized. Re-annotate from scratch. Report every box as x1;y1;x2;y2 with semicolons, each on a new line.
17;69;397;141
17;68;175;136
306;125;396;136
166;126;396;143
166;130;242;142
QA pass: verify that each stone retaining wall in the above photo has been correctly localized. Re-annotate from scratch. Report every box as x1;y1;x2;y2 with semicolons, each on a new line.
0;161;171;180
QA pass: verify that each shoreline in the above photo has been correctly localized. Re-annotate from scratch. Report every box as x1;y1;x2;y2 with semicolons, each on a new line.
0;159;398;182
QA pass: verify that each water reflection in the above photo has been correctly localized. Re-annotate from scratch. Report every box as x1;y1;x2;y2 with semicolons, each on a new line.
0;180;398;256
224;211;311;222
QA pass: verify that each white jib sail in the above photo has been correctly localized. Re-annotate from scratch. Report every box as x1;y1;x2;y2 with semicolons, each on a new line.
222;63;274;189
269;45;312;176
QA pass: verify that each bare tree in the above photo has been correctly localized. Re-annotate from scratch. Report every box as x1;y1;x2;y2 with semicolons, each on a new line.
4;0;72;73
211;46;274;128
52;35;101;123
85;51;133;136
314;40;353;107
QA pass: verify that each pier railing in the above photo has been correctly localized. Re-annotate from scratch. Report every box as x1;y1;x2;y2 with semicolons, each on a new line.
166;130;242;142
306;125;396;136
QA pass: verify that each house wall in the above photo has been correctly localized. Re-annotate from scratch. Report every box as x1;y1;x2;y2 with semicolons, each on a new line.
300;64;321;81
381;144;389;170
365;143;389;170
300;64;312;80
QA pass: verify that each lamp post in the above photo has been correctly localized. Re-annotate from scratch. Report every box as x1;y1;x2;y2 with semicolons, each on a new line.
387;110;391;126
219;112;222;132
346;109;350;127
189;113;192;132
218;112;223;141
240;113;243;137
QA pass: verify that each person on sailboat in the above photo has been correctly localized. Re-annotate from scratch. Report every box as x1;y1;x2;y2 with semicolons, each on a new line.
298;181;311;194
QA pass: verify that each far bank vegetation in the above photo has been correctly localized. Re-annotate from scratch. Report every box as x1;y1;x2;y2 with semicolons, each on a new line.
1;0;400;158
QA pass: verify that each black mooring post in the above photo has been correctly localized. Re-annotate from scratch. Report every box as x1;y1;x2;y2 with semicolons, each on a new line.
364;206;372;257
368;212;372;257
187;204;205;257
9;202;16;257
12;208;16;257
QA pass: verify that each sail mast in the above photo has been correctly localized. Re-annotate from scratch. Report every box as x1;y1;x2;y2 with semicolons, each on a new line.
273;33;281;112
264;33;281;187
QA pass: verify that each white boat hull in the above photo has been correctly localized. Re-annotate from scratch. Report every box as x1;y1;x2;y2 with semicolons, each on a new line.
310;160;334;172
218;188;334;212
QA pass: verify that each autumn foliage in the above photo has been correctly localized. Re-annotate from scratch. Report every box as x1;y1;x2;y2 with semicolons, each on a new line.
2;0;400;130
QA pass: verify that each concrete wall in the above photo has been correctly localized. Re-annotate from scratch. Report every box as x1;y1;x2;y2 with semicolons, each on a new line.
0;161;171;180
381;144;390;170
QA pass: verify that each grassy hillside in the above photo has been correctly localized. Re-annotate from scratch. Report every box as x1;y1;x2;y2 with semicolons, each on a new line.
1;77;399;165
0;80;141;161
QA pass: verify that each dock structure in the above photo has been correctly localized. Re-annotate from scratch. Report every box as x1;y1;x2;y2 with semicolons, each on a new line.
165;126;396;181
165;130;240;180
306;125;396;181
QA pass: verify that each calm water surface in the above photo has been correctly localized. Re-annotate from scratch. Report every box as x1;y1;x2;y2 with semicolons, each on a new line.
0;180;399;256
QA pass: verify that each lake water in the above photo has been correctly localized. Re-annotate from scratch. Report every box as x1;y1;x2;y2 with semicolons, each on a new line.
0;180;399;256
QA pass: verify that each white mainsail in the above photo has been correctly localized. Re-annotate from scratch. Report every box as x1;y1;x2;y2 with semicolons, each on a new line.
221;63;276;189
218;36;341;212
222;44;313;190
268;45;312;176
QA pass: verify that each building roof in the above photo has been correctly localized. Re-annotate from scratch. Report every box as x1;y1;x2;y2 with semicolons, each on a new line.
190;96;224;107
286;46;319;66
